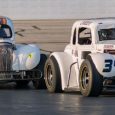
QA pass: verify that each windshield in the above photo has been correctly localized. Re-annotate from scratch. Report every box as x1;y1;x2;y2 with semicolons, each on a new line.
0;25;12;38
98;28;115;41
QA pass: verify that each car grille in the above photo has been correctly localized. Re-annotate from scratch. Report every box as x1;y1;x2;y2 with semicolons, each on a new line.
0;43;13;79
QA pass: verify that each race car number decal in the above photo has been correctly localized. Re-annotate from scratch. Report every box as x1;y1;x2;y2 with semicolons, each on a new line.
103;59;113;72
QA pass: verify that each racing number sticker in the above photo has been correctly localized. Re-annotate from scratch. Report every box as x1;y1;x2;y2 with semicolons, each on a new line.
103;59;113;72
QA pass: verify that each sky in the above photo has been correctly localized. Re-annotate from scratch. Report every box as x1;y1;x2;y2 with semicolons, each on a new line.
0;0;115;20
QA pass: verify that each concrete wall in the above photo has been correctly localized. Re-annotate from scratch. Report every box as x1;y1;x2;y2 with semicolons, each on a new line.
0;0;115;20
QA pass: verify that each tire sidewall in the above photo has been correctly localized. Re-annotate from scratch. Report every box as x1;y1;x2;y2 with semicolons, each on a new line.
79;56;103;97
44;56;62;93
79;60;93;96
45;58;56;92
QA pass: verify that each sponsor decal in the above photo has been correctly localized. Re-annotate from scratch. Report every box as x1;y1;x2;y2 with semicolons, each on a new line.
80;21;92;25
28;53;32;58
104;45;114;49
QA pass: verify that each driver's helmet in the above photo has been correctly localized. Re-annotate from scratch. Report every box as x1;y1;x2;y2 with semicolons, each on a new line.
0;28;7;38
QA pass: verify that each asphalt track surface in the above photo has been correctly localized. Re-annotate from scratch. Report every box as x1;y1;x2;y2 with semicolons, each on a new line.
0;20;115;115
14;20;75;52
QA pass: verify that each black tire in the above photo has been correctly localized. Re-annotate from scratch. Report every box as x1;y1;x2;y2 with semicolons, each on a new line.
16;80;29;88
79;56;103;97
32;54;47;89
44;56;62;93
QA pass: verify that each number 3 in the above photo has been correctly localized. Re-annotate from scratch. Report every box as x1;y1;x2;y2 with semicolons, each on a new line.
103;59;113;72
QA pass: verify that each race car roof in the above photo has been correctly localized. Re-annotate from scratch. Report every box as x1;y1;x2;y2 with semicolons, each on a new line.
73;18;115;28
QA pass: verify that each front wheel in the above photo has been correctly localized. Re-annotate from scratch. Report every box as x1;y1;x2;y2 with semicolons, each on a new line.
32;54;47;89
79;58;103;97
44;56;62;93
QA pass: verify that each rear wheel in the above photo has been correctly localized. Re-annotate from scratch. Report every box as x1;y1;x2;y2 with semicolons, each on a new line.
44;56;62;93
79;57;103;97
32;54;47;89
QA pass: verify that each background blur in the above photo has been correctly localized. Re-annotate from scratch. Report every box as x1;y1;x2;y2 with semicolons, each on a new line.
0;0;115;20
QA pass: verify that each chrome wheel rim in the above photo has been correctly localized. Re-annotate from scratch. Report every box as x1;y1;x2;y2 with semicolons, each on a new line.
81;66;90;89
47;64;53;86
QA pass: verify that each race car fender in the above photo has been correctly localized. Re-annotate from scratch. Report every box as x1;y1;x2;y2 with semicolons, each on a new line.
13;44;40;70
50;52;73;90
88;53;115;77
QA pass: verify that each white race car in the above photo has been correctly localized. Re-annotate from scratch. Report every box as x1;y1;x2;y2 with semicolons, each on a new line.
44;18;115;97
0;16;47;89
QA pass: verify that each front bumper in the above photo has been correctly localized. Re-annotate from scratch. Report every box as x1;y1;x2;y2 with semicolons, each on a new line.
0;70;42;81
